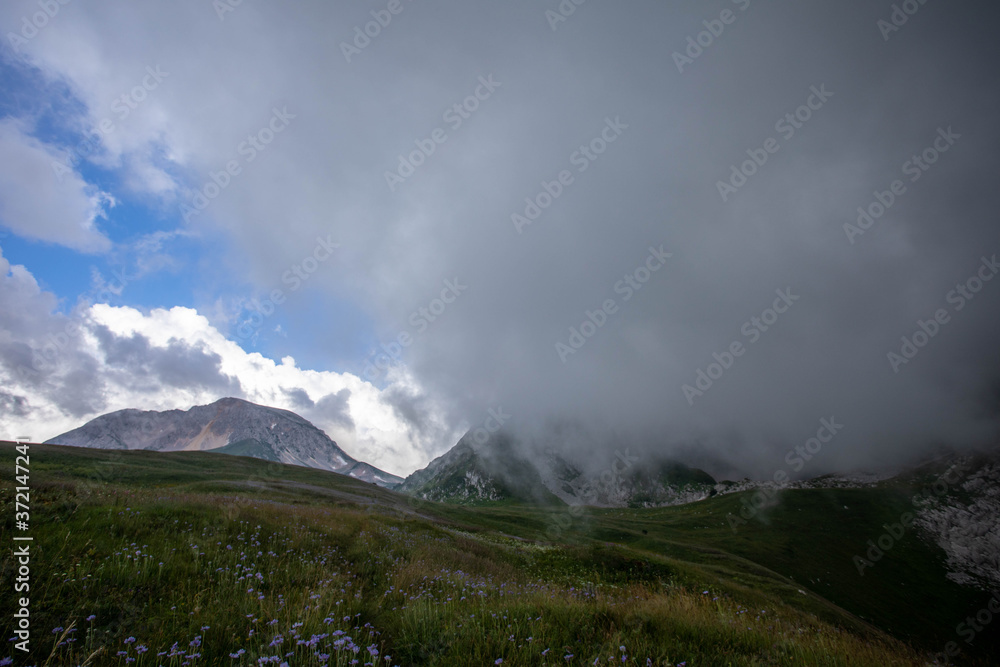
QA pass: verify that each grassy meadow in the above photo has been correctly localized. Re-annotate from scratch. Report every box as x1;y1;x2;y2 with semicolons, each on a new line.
1;443;993;666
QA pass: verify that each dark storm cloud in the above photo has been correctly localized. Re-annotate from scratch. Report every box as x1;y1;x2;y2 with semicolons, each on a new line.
380;385;438;440
93;325;242;395
49;361;107;418
327;0;1000;475
0;336;106;418
0;341;40;385
313;388;354;430
0;252;109;418
0;390;29;417
284;387;315;410
4;0;997;476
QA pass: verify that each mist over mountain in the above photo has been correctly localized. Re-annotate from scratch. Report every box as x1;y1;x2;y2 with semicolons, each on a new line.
341;0;1000;481
0;0;998;500
398;430;562;504
45;397;403;487
400;425;720;508
4;2;1000;664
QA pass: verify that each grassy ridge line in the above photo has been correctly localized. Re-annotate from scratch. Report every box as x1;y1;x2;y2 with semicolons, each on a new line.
0;443;968;664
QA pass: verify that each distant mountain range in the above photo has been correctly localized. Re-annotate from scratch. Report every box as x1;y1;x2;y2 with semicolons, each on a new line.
45;392;999;586
45;397;403;487
397;428;720;507
44;398;1000;597
400;430;1000;593
395;427;996;514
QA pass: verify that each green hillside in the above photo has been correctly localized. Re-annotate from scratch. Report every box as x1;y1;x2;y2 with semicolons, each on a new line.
1;442;994;665
205;438;281;462
400;433;565;506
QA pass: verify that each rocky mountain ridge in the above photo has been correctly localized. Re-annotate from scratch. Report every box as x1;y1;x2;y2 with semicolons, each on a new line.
45;397;402;487
399;429;719;507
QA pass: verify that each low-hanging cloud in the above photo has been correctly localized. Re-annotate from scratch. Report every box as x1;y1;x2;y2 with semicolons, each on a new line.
0;0;998;478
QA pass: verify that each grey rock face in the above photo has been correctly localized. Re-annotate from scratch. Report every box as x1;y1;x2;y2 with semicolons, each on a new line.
399;429;716;507
397;433;554;504
913;458;1000;592
45;397;402;487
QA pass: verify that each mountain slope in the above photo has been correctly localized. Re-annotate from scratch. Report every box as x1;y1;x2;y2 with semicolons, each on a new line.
44;397;402;487
547;454;719;508
6;440;954;666
398;430;564;504
401;429;717;507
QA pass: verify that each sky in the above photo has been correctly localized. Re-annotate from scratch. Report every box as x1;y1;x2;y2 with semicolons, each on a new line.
1;0;998;479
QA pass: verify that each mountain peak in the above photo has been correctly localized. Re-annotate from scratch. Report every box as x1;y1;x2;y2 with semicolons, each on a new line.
45;398;403;487
399;429;718;508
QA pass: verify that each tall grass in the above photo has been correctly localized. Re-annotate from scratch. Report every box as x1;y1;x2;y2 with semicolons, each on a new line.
2;481;931;666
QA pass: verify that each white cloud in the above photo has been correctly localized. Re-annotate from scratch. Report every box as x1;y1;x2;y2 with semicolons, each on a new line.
0;252;458;476
88;303;454;475
0;118;113;252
